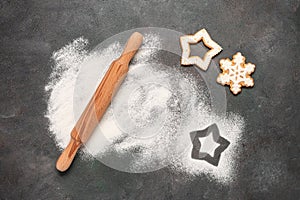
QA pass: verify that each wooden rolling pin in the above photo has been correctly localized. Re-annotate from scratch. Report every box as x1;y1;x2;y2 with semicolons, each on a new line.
56;32;143;172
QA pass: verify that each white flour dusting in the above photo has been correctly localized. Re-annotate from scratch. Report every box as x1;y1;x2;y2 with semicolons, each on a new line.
45;34;244;183
45;37;88;149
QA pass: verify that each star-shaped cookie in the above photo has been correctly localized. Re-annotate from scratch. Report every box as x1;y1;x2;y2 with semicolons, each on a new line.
190;123;230;166
180;29;222;71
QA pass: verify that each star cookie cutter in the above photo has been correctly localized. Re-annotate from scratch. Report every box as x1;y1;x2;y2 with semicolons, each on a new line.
190;123;230;166
180;29;222;71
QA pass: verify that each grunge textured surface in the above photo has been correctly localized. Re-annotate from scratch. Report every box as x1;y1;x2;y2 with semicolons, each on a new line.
0;0;299;199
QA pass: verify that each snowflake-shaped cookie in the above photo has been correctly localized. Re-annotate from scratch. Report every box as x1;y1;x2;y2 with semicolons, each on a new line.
217;52;255;95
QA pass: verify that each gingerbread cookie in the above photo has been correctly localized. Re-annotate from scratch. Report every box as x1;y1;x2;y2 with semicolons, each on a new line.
217;52;255;95
180;29;222;71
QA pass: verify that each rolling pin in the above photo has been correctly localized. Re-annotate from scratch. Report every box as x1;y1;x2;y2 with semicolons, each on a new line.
56;32;143;172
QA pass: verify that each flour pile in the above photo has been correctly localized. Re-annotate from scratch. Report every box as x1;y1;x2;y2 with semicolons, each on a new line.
45;34;244;183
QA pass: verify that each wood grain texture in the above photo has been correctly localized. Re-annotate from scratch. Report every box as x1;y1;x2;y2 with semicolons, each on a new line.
56;32;143;172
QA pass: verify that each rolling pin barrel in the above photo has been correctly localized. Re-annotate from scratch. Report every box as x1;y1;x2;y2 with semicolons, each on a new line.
56;32;143;172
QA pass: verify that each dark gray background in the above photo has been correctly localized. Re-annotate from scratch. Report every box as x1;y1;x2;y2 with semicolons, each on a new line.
0;0;299;199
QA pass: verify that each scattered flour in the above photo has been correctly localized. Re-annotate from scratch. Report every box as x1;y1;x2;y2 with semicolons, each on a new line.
45;34;244;183
45;37;88;149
